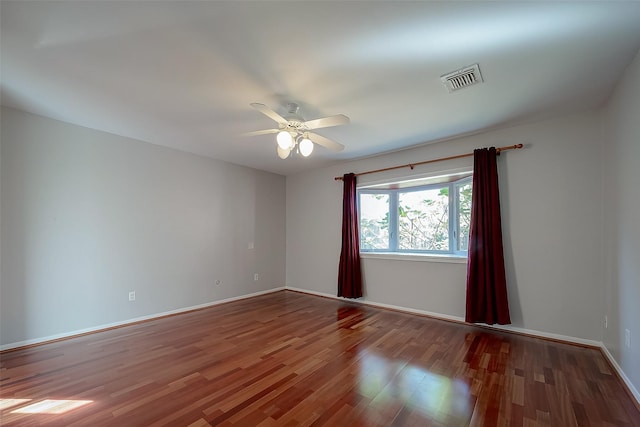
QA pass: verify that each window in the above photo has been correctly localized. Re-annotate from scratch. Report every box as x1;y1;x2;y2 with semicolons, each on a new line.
358;175;472;256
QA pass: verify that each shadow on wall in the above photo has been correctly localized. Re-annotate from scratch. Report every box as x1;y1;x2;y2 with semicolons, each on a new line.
498;150;523;327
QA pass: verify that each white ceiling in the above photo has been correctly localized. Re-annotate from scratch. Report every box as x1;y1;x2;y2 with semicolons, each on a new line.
2;1;640;176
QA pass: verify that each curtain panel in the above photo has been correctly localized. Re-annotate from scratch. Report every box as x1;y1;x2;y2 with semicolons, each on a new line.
465;147;511;325
338;173;363;298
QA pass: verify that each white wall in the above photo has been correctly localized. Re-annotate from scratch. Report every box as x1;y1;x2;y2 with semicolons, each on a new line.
603;49;640;394
287;111;605;342
0;107;286;347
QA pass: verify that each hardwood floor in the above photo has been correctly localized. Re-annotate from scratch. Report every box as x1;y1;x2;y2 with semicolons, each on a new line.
1;290;638;426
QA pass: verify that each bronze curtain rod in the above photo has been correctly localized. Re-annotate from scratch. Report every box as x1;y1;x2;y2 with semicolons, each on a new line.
334;144;523;181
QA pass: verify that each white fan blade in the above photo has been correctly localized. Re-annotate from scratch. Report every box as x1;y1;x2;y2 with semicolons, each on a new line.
307;132;345;152
242;129;279;137
303;114;350;130
250;103;288;125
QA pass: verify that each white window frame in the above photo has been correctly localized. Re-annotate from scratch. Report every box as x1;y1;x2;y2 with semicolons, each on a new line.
358;175;471;258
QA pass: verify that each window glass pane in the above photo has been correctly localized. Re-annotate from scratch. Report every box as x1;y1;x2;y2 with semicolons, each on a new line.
458;182;472;251
360;193;390;250
398;188;449;251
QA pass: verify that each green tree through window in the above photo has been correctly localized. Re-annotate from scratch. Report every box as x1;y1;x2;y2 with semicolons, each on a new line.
359;176;471;255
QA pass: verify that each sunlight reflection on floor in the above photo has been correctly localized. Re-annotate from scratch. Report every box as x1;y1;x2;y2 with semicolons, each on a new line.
358;350;472;424
9;399;93;414
0;399;31;410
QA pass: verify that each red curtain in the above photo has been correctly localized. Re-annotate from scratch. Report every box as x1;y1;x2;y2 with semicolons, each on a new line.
338;173;363;298
465;148;511;325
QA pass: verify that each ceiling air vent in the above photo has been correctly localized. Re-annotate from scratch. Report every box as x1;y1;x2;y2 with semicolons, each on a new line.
440;64;483;92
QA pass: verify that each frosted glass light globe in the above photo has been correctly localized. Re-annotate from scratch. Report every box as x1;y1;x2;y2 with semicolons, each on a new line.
277;145;291;159
276;131;293;150
299;138;314;157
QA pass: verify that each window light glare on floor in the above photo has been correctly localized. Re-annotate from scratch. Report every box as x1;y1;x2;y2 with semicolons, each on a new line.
0;398;31;410
11;399;93;414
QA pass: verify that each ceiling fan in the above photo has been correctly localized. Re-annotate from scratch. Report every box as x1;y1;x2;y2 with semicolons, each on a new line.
244;102;349;159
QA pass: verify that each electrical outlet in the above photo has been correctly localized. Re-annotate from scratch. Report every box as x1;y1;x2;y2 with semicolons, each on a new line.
215;279;221;286
128;291;136;301
254;273;259;281
625;329;631;348
248;242;254;249
604;315;608;329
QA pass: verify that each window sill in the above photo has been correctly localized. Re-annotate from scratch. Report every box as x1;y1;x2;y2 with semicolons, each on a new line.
360;252;467;264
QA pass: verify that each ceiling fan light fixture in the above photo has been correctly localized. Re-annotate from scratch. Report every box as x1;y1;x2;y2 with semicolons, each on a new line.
247;102;348;159
299;137;314;157
276;131;293;149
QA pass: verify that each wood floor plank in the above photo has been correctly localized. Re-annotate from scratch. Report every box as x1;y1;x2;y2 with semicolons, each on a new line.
1;290;639;426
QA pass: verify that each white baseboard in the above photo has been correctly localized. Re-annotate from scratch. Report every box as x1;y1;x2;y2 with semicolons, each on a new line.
285;286;639;407
3;285;638;407
286;286;466;322
286;286;601;346
487;324;601;348
0;287;285;352
600;344;640;404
